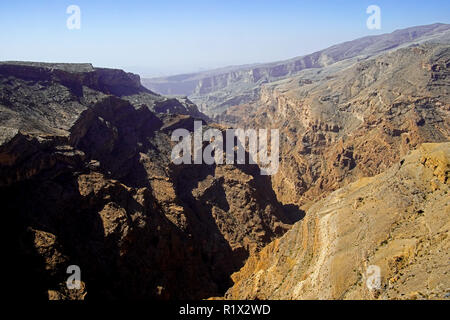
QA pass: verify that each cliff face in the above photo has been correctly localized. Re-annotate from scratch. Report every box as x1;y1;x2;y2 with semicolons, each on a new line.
143;24;450;117
226;142;450;300
227;43;449;207
0;62;207;145
0;62;145;97
1;63;300;299
220;42;450;301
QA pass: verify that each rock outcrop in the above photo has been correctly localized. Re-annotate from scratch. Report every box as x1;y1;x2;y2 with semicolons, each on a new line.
0;62;207;145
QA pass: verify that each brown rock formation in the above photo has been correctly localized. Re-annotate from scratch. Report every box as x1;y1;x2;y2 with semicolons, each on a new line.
226;142;450;300
234;43;450;206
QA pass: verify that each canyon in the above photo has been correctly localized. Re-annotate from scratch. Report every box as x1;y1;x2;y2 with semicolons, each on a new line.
1;62;299;299
1;23;449;300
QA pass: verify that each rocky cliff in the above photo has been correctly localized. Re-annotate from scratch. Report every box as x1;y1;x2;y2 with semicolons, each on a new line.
0;62;207;145
1;63;300;300
229;43;450;207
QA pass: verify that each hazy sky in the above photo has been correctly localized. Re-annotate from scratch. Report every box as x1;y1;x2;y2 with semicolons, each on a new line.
1;0;449;76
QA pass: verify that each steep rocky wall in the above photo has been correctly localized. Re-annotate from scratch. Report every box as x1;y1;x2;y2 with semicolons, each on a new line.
0;63;149;97
234;44;450;207
1;65;301;300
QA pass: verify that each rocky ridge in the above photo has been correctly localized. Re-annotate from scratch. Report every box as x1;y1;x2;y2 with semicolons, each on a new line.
0;62;207;145
143;23;450;117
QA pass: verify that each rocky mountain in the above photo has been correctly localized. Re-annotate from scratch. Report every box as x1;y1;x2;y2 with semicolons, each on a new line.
1;62;300;299
226;142;449;300
143;23;450;117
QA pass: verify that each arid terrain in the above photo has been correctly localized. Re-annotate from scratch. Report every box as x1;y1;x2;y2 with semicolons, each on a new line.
1;23;449;300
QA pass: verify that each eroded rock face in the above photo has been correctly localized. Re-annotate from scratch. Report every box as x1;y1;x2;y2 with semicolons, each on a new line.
1;63;300;300
232;44;450;207
219;43;450;301
226;143;450;300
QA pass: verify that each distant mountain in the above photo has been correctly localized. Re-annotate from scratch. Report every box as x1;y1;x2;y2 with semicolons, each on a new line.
143;23;450;117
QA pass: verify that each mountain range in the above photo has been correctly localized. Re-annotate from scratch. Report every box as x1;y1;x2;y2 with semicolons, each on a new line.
143;23;450;118
1;23;449;300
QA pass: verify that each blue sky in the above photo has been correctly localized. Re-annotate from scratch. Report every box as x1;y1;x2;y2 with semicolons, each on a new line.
1;0;449;76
